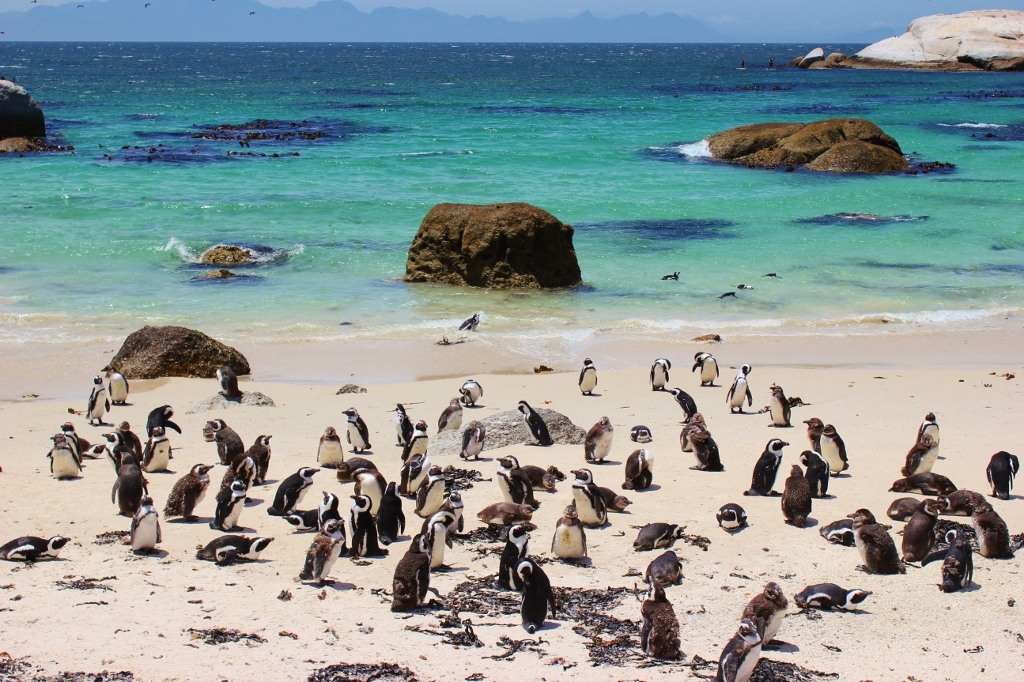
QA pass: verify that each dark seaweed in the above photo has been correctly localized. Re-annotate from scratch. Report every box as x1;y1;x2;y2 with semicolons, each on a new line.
933;520;980;553
487;636;547;660
186;627;266;645
750;659;839;681
405;619;484;648
793;213;927;227
93;531;131;545
681;533;712;552
443;466;489;492
307;662;418;682
54;576;117;592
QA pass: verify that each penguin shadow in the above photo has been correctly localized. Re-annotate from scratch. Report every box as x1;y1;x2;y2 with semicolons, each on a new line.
794;517;820;529
168;516;213;525
768;424;795;428
529;621;562;632
763;639;799;653
310;579;356;591
130;548;170;559
430;565;469;574
557;556;593;568
244;497;265;507
633;483;662;493
592;459;621;466
581;392;603;397
111;402;135;407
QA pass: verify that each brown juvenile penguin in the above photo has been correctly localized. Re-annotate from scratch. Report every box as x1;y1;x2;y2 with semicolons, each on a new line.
889;472;957;496
689;428;724;472
781;464;811;527
163;463;213;521
902;433;939;477
802;416;824;452
936;489;986;516
334;457;377;483
622;449;654;490
971;502;1013;559
640;581;681;660
596;485;632;512
901;499;940;562
244;434;272;485
522;464;565;491
679;413;706;453
391;533;432;612
886;497;923;522
584;416;614;463
111;453;148;517
848;508;904;574
741;581;789;645
477;502;534;525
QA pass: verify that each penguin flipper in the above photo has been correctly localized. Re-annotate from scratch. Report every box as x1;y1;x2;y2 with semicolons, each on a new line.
921;548;947;566
164;420;182;434
111;480;119;504
745;387;753;406
156;521;162;544
397;508;406;534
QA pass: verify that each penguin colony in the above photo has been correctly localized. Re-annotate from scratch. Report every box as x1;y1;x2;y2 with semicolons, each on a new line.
6;355;1021;680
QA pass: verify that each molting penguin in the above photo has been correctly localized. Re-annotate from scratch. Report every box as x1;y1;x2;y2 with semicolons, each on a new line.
196;535;273;565
349;494;386;557
717;503;747;532
668;388;698;422
640;581;681;660
459;420;486;460
146;405;181;437
342;407;371;453
745;438;786;496
551;505;587;561
630;425;653;444
141;426;172;473
634;522;686;551
650;357;672;391
86;375;110;426
918;412;940;446
888;472;957;496
802;417;824;452
584;416;614;463
391;533;432;612
679;413;706;453
800;450;830;498
459;379;483;407
111;453;148;517
517;558;556;634
692;352;718;387
848;508;904;574
164;463;213;521
901;499;939;562
688;428;723;472
986;450;1019;500
210;479;248;532
781;464;811;527
299;519;346;584
921;529;974;592
207;419;244;466
714;618;762;682
103;365;129;405
794;583;872;610
394;404;414;447
415;465;447;518
217;365;242;400
644;550;684;588
886;497;923;522
902;433;939;477
0;535;70;561
623;449;654;490
401;420;429;462
437;397;463;433
742;581;788;646
130;495;161;553
218;455;255;497
578;358;598;395
498;523;531;590
768;384;791;427
267;467;318;516
48;433;81;480
819;424;849;476
725;364;753;414
517;401;553;446
971;501;1013;558
317;426;345;468
571;469;607;527
376;481;406;545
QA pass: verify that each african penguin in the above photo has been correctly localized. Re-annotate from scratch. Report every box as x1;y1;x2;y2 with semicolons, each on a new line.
376;482;406;545
522;464;565;492
47;433;81;480
917;412;939;446
741;581;788;645
299;519;346;584
818;518;856;546
460;420;486;460
437;396;463;433
141;426;172;473
266;467;318;516
921;529;974;593
498;524;531;590
401;421;429;462
714;618;762;682
207;419;244;466
717;503;747;532
668;387;698;422
425;510;455;570
86;375;110;425
284;509;320;533
317;426;345;468
342;407;371;453
644;550;684;588
415;465;447;518
351;467;387;516
650;357;672;391
688;428;723;472
886;497;923;522
623;449;654;490
640;581;681;660
146;405;181;437
901;499;939;563
781;464;811;527
459;312;480;331
679;413;706;453
163;463;213;521
986;450;1019;500
630;425;653;444
116;421;143;460
551;505;587;561
802;417;824;452
570;469;607;527
794;584;871;610
394;404;414;447
848;508;904;574
634;522;685;551
692;352;718;387
210;478;248;532
496;456;539;507
578;358;598;395
902;433;939;477
0;535;70;562
971;501;1013;558
111;453;148;517
399;454;429;497
130;495;161;553
800;450;830;498
476;502;534;526
725;364;753;414
196;535;273;565
217;365;242;400
335;458;377;483
518;401;553;446
819;424;849;476
583;416;614;463
103;365;129;405
459;379;483;407
517;558;556;634
391;533;432;612
745;438;786;496
888;472;957;496
349;494;386;557
244;434;272;485
318;491;342;530
768;384;791;427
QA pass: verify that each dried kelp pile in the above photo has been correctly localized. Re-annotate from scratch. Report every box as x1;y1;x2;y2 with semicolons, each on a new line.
452;524;527;545
443;466;489;492
48;673;136;682
93;531;130;546
54;576;117;592
557;585;644;665
404;618;484;648
681;532;712;552
446;579;521;617
186;627;266;646
307;662;418;682
0;654;136;682
750;659;839;681
487;636;547;661
932;520;979;553
1012;532;1024;553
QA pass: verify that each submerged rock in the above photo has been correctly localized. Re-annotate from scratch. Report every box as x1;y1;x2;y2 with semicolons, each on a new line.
200;245;257;266
110;325;250;379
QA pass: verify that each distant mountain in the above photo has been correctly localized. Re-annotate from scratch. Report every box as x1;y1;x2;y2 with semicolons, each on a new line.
0;0;722;43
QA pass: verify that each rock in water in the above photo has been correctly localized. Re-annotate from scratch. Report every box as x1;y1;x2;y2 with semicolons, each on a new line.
403;202;582;289
200;245;257;265
0;80;45;139
110;325;250;379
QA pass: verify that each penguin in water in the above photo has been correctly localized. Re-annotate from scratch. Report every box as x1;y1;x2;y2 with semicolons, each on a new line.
726;364;753;414
164;463;213;521
391;533;432;612
459;312;481;331
986;450;1019;500
112;453;148;517
460;420;486;460
415;465;447;518
103;365;129;405
141;426;172;473
714;619;762;682
650;358;672;391
692;352;719;387
146;405;181;437
267;467;318;516
349;494;386;557
800;450;830;498
130;495;161;554
848;508;904;574
342;408;371;453
640;580;681;660
819;424;849;476
922;529;974;593
644;550;684;588
437;396;463;433
210;479;248;532
902;433;939;476
196;536;273;565
86;375;110;426
768;384;791;427
902;498;939;563
517;401;553;446
742;582;788;647
661;271;680;281
47;433;81;480
584;416;614;463
376;482;406;545
459;379;483;407
717;503;748;532
317;426;345;468
578;358;598;395
668;388;698;422
299;519;346;585
394;404;414;447
781;464;811;527
551;505;587;561
623;449;654;490
498;524;531;590
794;584;872;610
570;469;607;527
217;365;242;400
401;420;429;462
745;438;786;496
517;558;556;634
0;535;70;562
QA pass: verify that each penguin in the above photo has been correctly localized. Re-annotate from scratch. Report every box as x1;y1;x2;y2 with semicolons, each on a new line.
902;433;939;477
267;466;318;516
986;450;1019;500
425;510;455;569
207;419;244;466
318;491;342;530
437;491;465;535
111;453;148;517
679;413;706;453
391;533;432;612
141;426;172;473
633;522;685;551
460;420;486;460
437;397;463;433
376;481;406;545
630;425;653;444
116;421;144;460
163;463;213;521
210;479;248;532
342;407;371;453
47;433;82;480
717;503;747;532
578;358;598;395
498;524;530;590
848;508;904;574
130;495;161;554
349;494;386;557
459;379;483;407
551;505;587;561
714;618;762;682
317;426;345;468
971;501;1013;558
650;357;672;391
102;431;131;472
399;454;429;497
725;364;753;414
888;472;957;496
83;441;111;462
476;502;534;526
623;449;654;490
886;497;923;522
415;465;447;518
597;485;632;512
819;424;849;476
196;535;273;565
901;499;939;562
401;421;429;462
244;435;272;485
146;405;181;437
917;411;940;446
661;271;679;280
496;456;539;507
0;535;70;562
802;417;824;452
218;455;256;497
517;558;556;634
644;550;684;588
745;438;786;496
781;464;811;527
692;352;719;387
393;404;414;447
570;469;607;527
299;519;346;584
741;581;788;645
284;509;321;532
800;450;830;498
584;417;614;463
335;457;377;483
640;581;681;660
103;365;130;405
936;489;986;516
86;375;110;425
818;518;856;546
794;584;872;610
217;365;242;400
518;401;553;446
689;428;723;472
668;388;698;422
768;384;791;427
459;312;481;331
922;529;974;593
58;422;89;462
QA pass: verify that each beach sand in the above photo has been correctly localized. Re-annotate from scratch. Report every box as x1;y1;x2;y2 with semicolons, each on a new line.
1;330;1022;681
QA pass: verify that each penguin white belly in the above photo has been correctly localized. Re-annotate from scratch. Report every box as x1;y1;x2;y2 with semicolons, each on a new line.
498;476;516;503
51;452;81;479
820;439;844;474
590;434;612;462
580;371;597;394
734;642;763;682
441;412;462;432
408;470;427;495
463;438;483;459
88;399;106;421
321;543;342;579
700;361;718;385
552;526;585;559
408;439;428;460
362;482;383;518
429;528;447;569
293;485;312;509
318;441;345;467
347;424;368;450
916;446;940;474
573;489;602;526
420;485;444;517
108;378;129;404
652;368;668;389
853;531;870;565
144;442;171;473
769;400;786;426
132;517;160;551
224;501;244;530
762;611;784;644
728;380;748;408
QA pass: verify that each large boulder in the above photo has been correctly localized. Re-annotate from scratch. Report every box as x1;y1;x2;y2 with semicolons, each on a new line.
706;118;908;173
109;326;250;380
403;202;582;289
0;80;45;139
428;407;586;457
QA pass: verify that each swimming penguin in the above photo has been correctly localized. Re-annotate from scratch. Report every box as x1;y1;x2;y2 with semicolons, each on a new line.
243;434;272;485
917;412;940;446
267;466;318;516
971;501;1013;558
644;550;684;588
111;453;148;517
650;358;672;391
818;518;856;546
640;580;681;660
714;618;762;682
376;482;406;545
391;533;432;612
130;495;161;554
517;401;553;446
335;458;377;483
459;379;483;407
415;465;447;518
437;397;463;433
623;449;654;490
517;558;556;634
425;510;456;570
342;407;371;453
578;358;598;395
196;535;274;565
901;498;940;562
207;419;244;466
401;421;429;462
689;428;723;472
668;388;698;422
284;509;320;533
299;519;346;584
633;522;685;551
888;472;957;496
103;365;130;405
679;413;707;453
146;405;182;437
986;450;1019;500
584;417;614;463
630;425;654;444
498;524;531;590
318;491;342;530
717;503;748;532
745;438;786;496
163;463;213;521
800;450;830;498
48;433;81;480
902;433;939;477
570;469;607;527
460;420;486;460
725;365;753;414
217;365;242;400
459;312;481;331
349;494;386;557
0;535;70;562
476;502;534;526
210;479;248;532
317;426;345;468
742;581;789;645
86;375;110;425
692;352;719;387
551;505;587;561
496;456;539;507
794;584;872;610
768;384;791;427
802;417;824;452
661;271;680;281
781;464;811;527
848;508;904;574
141;426;172;473
399;454;430;497
819;424;849;476
394;404;414;447
921;529;974;593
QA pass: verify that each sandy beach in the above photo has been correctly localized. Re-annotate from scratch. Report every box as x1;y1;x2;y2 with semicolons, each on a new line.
1;329;1023;681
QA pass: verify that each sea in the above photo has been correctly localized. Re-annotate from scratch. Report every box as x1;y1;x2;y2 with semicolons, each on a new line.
1;42;1023;355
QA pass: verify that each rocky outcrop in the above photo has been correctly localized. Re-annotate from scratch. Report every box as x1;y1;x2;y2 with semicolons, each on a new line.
109;326;250;380
200;245;258;266
428;408;586;457
403;203;582;289
0;80;45;139
706;119;908;173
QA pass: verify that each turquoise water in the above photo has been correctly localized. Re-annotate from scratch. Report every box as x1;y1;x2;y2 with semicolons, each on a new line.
1;42;1023;347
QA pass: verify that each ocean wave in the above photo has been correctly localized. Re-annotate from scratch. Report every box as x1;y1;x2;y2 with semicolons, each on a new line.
671;139;712;159
937;122;1008;129
159;239;304;266
399;150;475;158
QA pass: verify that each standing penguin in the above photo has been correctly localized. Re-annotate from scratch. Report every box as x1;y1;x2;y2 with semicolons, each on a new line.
86;375;110;426
141;426;172;473
103;365;130;405
317;426;345;468
902;433;939;477
745;439;786;496
376;482;406;545
217;365;242;400
210;479;248;532
623;449;654;490
689;428;724;472
318;491;342;530
679;413;707;453
351;467;388;518
498;524;531;590
578;358;598;395
644;550;684;588
399;454;430;497
47;434;82;480
781;464;811;527
496;456;539;508
146;405;182;437
59;422;89;462
570;469;607;527
848;508;904;574
802;417;824;452
668;388;698;422
244;435;273;485
437;397;463;433
267;467;319;516
971;502;1013;559
342;408;371;454
768;384;791;427
714;619;762;682
800;450;830;498
692;352;719;387
401;421;429;462
438;492;465;535
415;465;447;518
741;582;789;646
725;364;753;414
551;505;587;561
164;463;213;521
299;519;346;585
424;510;455;570
460;420;486;460
584;416;614;463
902;499;940;562
517;558;556;633
459;379;483;407
130;495;161;554
207;419;244;466
349;494;386;557
116;421;144;461
650;358;672;391
518;401;553;446
918;412;940;446
391;534;432;612
111;453;148;517
819;424;849;476
394;404;414;447
640;580;681;660
986;450;1019;500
